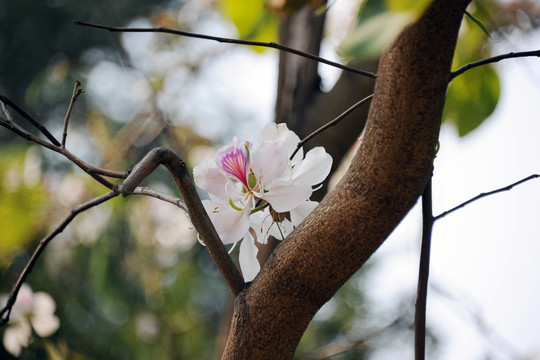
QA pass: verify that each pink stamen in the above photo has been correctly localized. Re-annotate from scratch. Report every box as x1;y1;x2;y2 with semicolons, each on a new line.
220;147;249;188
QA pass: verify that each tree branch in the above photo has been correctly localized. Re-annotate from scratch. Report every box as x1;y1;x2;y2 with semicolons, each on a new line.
120;147;245;296
0;191;119;326
72;20;376;79
451;49;540;79
415;177;434;360
434;174;540;221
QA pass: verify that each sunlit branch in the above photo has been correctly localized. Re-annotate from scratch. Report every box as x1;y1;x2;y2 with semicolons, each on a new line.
120;147;245;296
434;174;540;221
73;20;377;79
451;49;540;79
415;178;434;360
62;80;84;147
290;94;373;160
0;191;120;326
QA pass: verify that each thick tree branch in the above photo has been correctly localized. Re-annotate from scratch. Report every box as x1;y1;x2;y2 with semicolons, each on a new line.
222;0;472;358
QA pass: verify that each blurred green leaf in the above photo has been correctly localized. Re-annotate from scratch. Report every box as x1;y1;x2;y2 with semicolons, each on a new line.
444;64;500;136
218;0;278;52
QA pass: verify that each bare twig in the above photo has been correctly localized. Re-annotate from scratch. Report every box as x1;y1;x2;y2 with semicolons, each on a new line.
434;174;540;221
0;95;61;146
290;94;373;160
451;50;540;79
415;177;434;360
73;20;377;79
0;191;120;326
62;80;84;147
120;147;245;295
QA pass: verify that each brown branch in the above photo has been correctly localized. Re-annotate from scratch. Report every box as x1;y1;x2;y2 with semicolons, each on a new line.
61;80;84;147
120;147;245;296
451;49;540;79
0;191;119;326
72;20;377;79
434;174;540;221
0;94;61;147
290;94;373;160
415;177;434;360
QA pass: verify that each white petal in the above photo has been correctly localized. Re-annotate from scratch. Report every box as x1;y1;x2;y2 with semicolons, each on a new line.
258;122;303;164
31;292;60;337
239;232;260;282
253;141;289;184
292;147;333;185
261;182;312;213
203;200;251;244
3;321;31;357
290;201;318;226
248;211;267;244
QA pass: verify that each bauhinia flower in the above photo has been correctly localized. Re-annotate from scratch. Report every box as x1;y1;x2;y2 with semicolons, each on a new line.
1;284;60;357
194;122;332;281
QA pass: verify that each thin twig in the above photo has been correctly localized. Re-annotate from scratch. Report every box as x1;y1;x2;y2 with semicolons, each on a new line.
290;94;373;160
62;81;84;147
434;174;540;221
0;191;120;326
415;177;434;360
131;186;188;214
0;94;61;146
73;20;377;79
120;147;245;295
451;50;540;79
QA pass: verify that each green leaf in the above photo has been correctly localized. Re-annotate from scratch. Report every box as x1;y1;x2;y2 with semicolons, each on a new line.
465;10;493;40
218;0;278;52
443;64;500;136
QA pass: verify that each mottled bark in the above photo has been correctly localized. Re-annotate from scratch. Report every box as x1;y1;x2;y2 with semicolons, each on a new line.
222;0;472;358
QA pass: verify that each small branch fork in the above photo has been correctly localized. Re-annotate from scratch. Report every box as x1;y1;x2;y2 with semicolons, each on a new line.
0;90;245;326
414;173;540;359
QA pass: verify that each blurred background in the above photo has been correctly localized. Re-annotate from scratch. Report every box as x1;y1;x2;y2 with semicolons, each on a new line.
1;0;539;359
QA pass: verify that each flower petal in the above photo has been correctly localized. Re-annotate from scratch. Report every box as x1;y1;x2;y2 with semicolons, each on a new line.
253;140;289;185
203;200;251;244
292;147;333;185
290;200;318;226
239;231;260;282
3;321;31;357
261;181;312;213
258;122;303;164
31;292;60;337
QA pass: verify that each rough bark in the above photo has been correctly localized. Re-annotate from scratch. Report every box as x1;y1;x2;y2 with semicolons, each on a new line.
222;0;472;358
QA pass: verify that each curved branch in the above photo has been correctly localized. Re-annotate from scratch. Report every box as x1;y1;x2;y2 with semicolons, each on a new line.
120;147;245;296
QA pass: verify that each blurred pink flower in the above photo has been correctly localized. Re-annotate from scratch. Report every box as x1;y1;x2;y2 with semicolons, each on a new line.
1;284;60;357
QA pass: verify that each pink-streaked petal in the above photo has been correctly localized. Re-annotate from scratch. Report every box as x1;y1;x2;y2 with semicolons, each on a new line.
292;147;333;185
290;200;318;226
260;182;312;213
239;232;260;282
258;122;303;164
194;160;244;203
216;137;251;188
253;141;289;184
202;200;251;244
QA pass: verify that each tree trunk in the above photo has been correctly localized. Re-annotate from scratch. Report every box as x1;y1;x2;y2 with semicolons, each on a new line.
222;0;471;358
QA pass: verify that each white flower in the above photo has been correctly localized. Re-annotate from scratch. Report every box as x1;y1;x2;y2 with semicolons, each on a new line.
1;284;60;357
194;122;332;281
